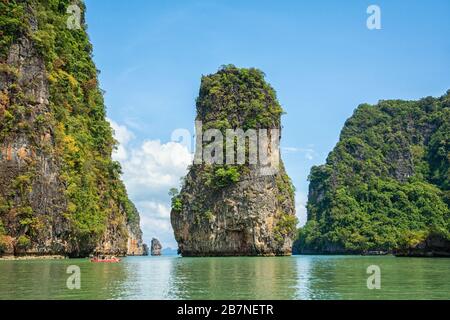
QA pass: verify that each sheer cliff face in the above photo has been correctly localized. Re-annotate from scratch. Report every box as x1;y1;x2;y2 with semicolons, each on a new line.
0;1;144;257
171;66;296;257
296;93;450;256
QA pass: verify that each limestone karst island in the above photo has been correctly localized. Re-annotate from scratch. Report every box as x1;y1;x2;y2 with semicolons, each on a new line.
170;66;297;257
0;0;145;258
0;0;449;301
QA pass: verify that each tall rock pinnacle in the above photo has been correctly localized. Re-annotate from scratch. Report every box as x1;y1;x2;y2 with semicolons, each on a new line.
170;65;296;256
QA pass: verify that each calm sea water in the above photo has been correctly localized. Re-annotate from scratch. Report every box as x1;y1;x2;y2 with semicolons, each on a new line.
0;255;449;300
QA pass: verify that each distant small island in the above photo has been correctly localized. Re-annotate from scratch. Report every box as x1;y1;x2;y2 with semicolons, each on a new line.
151;238;162;256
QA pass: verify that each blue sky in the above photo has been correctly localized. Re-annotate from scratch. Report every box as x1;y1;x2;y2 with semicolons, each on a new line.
84;0;450;248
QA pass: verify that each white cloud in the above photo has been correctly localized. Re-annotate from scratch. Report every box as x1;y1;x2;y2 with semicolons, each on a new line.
295;192;308;227
137;201;171;219
122;140;192;201
282;147;317;161
109;119;135;161
109;119;192;248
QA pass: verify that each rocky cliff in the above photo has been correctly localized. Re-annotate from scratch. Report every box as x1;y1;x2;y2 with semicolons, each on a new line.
295;92;450;256
171;65;296;257
0;0;145;257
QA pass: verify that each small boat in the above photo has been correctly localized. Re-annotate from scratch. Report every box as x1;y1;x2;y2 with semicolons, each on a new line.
90;256;121;263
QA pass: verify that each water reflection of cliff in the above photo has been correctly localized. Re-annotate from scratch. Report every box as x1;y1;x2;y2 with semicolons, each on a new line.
2;256;448;299
0;259;129;300
169;257;298;299
294;256;384;300
293;255;450;300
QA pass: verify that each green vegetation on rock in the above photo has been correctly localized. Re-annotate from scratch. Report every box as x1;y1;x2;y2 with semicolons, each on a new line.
0;0;26;59
197;64;284;131
169;188;183;213
0;0;141;256
295;92;450;255
208;166;241;189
